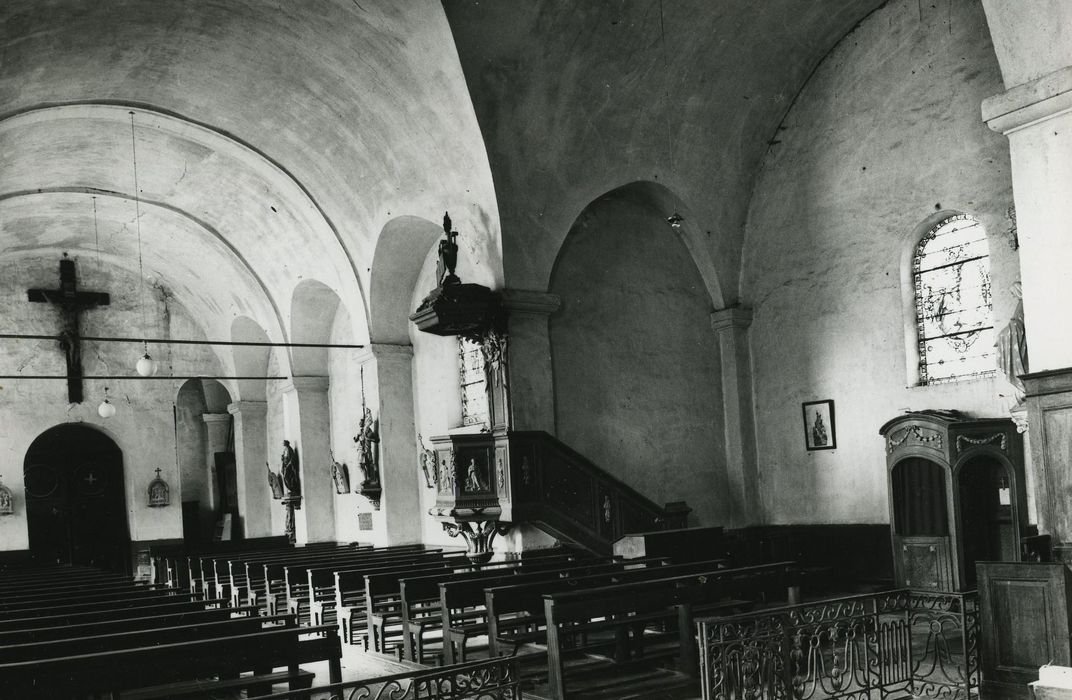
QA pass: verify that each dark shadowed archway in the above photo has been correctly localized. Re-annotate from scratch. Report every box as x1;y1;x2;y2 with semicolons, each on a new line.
23;424;130;572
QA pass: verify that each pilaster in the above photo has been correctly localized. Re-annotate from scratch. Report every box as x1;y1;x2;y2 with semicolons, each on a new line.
711;307;758;527
227;401;270;537
357;343;421;545
501;289;561;433
280;376;334;544
201;413;230;510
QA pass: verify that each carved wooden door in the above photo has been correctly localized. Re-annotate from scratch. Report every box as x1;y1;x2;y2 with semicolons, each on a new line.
23;425;130;572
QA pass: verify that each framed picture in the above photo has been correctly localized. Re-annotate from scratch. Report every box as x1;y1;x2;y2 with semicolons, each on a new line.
802;399;836;451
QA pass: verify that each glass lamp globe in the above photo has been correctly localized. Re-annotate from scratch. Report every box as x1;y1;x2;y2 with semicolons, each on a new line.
97;399;116;419
136;352;158;377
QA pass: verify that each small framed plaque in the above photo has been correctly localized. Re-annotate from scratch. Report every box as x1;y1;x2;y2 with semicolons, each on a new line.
802;399;836;451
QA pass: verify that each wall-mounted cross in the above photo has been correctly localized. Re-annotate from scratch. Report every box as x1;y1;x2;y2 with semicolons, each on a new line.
27;254;111;404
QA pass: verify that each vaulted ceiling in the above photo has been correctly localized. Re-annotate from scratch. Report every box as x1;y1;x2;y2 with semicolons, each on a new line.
1;0;885;344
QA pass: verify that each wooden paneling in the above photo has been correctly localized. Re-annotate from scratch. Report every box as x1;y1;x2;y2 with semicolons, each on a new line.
895;535;952;590
978;562;1072;699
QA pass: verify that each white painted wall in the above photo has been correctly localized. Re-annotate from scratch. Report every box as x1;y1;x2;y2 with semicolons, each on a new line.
741;0;1020;525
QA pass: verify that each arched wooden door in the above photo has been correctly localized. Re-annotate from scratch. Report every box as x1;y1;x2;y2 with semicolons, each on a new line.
23;424;130;572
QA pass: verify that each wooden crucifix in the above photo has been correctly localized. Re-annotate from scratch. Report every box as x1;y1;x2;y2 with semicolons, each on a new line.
27;254;110;404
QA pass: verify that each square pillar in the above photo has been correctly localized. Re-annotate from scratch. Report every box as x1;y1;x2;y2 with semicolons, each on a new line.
359;344;421;545
1022;369;1072;555
201;413;231;511
227;401;271;537
280;376;335;544
711;307;759;527
501;289;561;433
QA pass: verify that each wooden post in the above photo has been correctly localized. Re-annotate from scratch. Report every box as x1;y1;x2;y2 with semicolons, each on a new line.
544;596;567;700
678;603;699;677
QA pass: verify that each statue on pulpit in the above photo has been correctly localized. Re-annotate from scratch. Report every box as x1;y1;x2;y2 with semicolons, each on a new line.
418;434;437;489
995;281;1029;405
330;451;350;494
354;407;380;486
436;212;460;287
280;440;301;497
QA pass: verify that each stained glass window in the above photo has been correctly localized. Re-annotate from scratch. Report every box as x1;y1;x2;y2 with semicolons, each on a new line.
914;214;994;384
459;337;489;426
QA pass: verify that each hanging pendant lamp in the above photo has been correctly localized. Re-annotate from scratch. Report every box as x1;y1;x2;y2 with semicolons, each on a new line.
98;386;117;418
128;111;158;378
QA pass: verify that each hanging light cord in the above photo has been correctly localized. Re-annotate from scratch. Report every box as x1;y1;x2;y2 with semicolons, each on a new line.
129;111;149;357
658;0;676;177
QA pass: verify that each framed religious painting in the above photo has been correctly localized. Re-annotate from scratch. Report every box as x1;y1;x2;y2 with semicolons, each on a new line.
802;399;836;451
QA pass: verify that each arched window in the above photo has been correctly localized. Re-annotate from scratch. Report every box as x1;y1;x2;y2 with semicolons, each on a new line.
914;214;994;384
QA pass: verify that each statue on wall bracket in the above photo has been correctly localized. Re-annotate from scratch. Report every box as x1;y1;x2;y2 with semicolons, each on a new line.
354;405;382;509
330;451;350;494
278;440;302;544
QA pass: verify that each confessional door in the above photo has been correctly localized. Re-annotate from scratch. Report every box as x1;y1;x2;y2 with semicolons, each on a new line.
957;455;1017;589
891;458;954;590
23;424;130;572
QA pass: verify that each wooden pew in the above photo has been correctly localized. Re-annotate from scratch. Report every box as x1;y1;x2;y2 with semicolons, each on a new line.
0;596;230;633
541;562;800;700
0;605;259;646
149;535;290;587
203;541;362;602
0;583;174;613
284;545;438;621
474;558;731;663
219;541;382;605
300;548;452;627
401;556;638;664
0;623;343;698
0;588;199;621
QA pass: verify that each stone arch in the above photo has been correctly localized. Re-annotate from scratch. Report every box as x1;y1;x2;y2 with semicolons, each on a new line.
369;216;443;344
174;378;234;542
289;280;344;376
549;181;725;309
231;316;276;402
548;185;730;525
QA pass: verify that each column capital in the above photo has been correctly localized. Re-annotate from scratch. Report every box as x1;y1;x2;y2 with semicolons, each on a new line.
228;400;267;417
501;289;562;315
711;307;754;332
281;375;330;394
983;65;1072;134
357;343;414;365
202;412;231;424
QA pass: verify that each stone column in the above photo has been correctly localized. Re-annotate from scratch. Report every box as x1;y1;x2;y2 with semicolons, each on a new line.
711;308;758;527
227;400;271;538
982;11;1072;554
359;344;421;545
501;289;561;433
201;413;230;510
281;376;335;544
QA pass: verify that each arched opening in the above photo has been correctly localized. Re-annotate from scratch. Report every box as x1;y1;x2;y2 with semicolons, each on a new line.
549;185;727;524
957;456;1016;588
175;378;235;543
890;457;951;589
23;424;129;572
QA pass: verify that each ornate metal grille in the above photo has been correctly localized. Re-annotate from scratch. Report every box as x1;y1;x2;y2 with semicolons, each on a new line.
251;656;521;699
697;589;979;700
914;215;994;385
459;337;489;427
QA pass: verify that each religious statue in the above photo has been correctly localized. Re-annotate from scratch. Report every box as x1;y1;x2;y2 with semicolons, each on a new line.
811;411;828;446
418;434;437;489
147;468;170;508
266;462;284;500
436;212;460;287
464;457;485;492
330;451;350;495
995;280;1029;404
280;440;301;497
480;328;508;388
354;407;381;486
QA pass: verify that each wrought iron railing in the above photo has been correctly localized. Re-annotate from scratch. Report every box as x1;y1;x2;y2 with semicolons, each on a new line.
250;657;521;699
697;589;979;700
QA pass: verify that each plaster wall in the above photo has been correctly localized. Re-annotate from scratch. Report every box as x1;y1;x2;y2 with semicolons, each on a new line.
741;0;1019;525
0;255;224;550
549;194;729;525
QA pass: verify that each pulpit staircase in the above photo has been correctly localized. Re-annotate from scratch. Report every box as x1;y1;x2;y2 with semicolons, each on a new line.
429;430;689;557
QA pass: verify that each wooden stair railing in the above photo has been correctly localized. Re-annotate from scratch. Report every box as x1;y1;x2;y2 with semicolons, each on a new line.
428;430;689;557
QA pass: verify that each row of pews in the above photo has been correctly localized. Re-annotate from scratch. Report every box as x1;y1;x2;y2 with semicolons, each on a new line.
0;556;342;698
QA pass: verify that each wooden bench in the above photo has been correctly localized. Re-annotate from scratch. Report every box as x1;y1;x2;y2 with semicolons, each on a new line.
0;622;342;697
475;558;730;663
205;541;364;602
149;534;290;587
541;562;800;700
0;596;230;633
402;556;638;664
349;559;461;651
286;546;442;623
219;541;381;605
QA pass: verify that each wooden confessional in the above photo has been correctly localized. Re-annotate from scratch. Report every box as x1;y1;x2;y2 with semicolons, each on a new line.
880;410;1027;591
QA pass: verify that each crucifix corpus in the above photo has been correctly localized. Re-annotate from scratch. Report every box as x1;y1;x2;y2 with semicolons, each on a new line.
27;254;111;404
